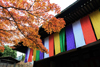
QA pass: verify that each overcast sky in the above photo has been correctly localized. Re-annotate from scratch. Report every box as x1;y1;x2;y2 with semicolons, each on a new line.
17;0;77;57
50;0;77;11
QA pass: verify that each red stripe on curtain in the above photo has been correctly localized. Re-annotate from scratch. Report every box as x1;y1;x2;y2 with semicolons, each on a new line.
49;34;54;57
80;15;96;45
28;49;33;62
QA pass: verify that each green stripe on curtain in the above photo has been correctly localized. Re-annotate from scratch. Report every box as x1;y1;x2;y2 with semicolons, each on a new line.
36;50;40;61
59;28;65;52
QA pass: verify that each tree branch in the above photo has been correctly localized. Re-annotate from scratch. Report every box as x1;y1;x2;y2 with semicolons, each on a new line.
28;1;35;10
0;5;29;11
27;11;47;21
0;17;13;21
5;9;46;52
0;4;48;24
0;29;16;32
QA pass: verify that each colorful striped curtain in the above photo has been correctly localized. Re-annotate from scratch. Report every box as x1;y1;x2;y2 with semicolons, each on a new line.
24;12;100;62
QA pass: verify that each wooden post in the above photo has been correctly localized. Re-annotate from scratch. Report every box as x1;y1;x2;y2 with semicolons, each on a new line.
14;63;16;67
6;62;8;67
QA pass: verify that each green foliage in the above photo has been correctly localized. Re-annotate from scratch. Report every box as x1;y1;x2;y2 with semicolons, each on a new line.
22;54;25;61
1;46;17;58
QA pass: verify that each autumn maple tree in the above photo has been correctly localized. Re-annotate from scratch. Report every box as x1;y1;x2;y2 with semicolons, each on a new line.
0;0;65;53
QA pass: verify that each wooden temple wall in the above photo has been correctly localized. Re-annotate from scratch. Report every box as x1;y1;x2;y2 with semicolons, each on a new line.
33;9;100;67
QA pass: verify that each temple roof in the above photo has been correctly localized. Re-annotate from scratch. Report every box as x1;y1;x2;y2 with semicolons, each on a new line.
0;57;20;64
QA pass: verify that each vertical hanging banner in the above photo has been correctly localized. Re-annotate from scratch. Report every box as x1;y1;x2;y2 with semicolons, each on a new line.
33;48;36;61
54;33;61;55
28;49;33;62
24;47;28;63
36;50;40;61
59;28;65;52
40;40;44;60
44;37;49;58
89;9;100;40
72;20;86;48
66;24;76;51
49;34;54;57
80;15;96;44
27;48;30;61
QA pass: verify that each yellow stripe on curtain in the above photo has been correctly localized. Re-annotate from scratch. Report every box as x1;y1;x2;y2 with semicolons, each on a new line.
89;9;100;40
33;48;36;61
54;33;61;55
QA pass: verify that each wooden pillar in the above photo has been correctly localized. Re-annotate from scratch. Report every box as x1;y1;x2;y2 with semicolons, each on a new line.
0;60;1;67
6;62;8;67
14;63;16;67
